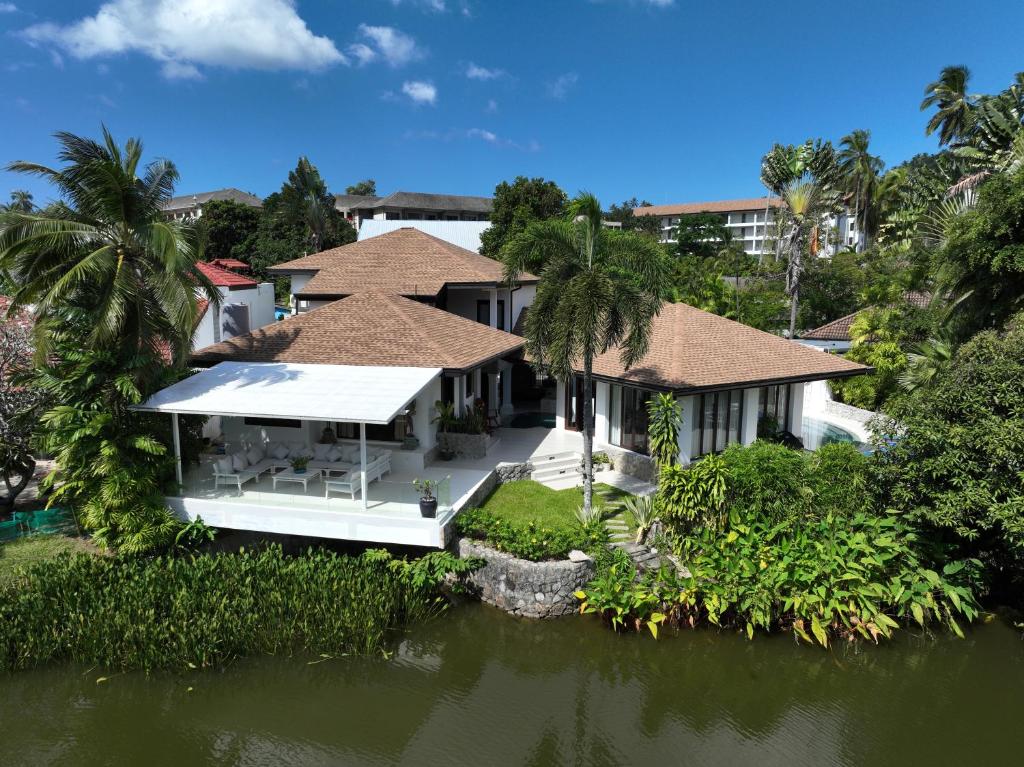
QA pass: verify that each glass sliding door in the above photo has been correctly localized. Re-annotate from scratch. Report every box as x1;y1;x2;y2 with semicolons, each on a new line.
607;384;653;455
694;388;745;458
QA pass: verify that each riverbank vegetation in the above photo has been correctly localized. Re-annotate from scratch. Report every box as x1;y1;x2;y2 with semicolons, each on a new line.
0;546;477;672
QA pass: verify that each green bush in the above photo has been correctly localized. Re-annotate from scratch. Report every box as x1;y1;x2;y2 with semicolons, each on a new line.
578;513;982;646
456;507;607;561
806;442;870;518
720;442;809;523
0;545;477;672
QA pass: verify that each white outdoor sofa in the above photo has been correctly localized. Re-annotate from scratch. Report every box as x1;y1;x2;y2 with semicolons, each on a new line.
214;440;393;495
323;453;393;500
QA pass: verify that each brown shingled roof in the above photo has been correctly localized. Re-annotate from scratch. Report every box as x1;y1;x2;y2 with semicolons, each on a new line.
190;292;524;373
269;228;536;297
799;311;859;341
580;302;868;392
634;197;783;218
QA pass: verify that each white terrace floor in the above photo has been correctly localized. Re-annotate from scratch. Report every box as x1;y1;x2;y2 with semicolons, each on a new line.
171;427;588;547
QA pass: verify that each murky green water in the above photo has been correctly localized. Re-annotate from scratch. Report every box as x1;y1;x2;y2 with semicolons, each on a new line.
2;605;1022;766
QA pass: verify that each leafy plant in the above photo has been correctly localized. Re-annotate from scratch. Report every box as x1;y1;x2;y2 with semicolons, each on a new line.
456;507;607;561
431;401;456;434
656;454;728;531
575;548;666;637
623;494;659;544
647;393;682;468
413;478;436;499
290;455;310;471
175;516;217;550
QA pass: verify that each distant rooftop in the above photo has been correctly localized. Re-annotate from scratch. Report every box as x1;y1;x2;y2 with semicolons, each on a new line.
358;219;490;253
196;261;257;289
634;197;782;217
335;190;492;214
161;188;263;212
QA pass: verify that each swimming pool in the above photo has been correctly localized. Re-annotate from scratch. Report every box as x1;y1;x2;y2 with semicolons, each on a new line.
802;416;872;453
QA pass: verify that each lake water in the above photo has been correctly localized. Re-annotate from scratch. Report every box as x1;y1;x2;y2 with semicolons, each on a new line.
2;604;1021;766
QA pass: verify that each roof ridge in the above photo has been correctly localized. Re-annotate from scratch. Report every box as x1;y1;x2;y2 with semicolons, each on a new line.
381;293;447;361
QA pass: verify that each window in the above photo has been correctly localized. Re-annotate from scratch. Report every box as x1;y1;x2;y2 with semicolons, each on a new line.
244;417;301;429
336;419;402;443
691;388;745;458
607;384;653;454
476;299;506;330
758;385;791;433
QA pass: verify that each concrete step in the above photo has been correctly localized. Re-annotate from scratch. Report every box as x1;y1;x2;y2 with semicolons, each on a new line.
532;450;580;465
538;476;583;491
531;464;583;484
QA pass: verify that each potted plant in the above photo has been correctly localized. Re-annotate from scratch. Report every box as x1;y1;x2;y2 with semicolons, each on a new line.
413;478;437;518
291;455;310;474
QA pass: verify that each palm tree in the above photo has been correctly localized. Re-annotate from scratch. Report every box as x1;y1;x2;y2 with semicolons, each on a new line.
0;128;218;365
898;333;954;393
1;190;34;213
761;140;841;338
837;130;884;250
921;65;976;146
502;193;670;515
282;157;335;252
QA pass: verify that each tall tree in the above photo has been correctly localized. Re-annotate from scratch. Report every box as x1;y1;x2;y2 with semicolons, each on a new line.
199;199;261;265
605;198;662;239
480;176;567;259
279;157;343;253
2;190;34;213
921;65;976;147
760;140;842;338
345;179;377;196
0;128;219;366
502;193;670;515
838;129;884;250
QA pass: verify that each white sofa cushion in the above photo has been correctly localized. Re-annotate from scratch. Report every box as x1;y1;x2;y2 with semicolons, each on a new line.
313;443;332;460
215;457;233;474
341;445;360;463
246;446;265;465
230;452;248;471
271;443;290;460
327;446;344;462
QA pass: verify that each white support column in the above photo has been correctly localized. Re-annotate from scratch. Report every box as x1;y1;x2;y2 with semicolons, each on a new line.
500;361;514;416
741;388;760;445
787;383;805;436
677;395;694;466
359;422;368;512
171;413;183;487
489;288;498;329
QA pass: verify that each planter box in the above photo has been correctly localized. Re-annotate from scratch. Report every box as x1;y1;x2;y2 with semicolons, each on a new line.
458;538;595;619
438;432;490;460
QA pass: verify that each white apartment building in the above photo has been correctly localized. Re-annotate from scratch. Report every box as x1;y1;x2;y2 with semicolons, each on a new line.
634;197;862;257
160;188;263;222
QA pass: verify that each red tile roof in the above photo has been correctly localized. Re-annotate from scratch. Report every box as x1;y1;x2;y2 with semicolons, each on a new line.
209;258;250;271
190;292;524;373
196;261;257;288
579;302;869;392
634;197;783;217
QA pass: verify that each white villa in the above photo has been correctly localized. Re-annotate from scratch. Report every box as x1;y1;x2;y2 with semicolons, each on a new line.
135;227;868;548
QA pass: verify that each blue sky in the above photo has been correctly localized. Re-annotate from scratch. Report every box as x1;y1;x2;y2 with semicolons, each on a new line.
2;0;1023;207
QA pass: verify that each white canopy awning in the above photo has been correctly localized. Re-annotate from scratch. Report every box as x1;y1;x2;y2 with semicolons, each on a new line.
133;361;441;425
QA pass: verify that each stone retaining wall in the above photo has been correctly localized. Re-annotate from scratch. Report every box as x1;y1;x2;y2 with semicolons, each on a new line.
495;461;533;483
438;432;491;459
458;538;594;618
602;444;657;482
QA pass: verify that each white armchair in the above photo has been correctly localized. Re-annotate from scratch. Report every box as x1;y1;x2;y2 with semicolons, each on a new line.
325;472;363;500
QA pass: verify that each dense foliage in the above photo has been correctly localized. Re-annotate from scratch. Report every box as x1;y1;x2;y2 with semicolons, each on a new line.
579;441;982;645
872;314;1024;589
456;506;606;561
480;175;566;260
0;546;477;672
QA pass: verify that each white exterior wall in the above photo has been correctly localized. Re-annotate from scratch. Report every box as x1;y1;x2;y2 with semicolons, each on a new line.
555;379;566;430
414;376;442;451
193;283;276;349
594;381;609;446
787;382;805;435
741;387;760;445
445;287;494;325
511;284;536;332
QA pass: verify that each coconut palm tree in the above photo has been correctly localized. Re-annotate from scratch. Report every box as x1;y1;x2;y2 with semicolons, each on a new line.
1;190;34;213
760;140;841;338
502;193;670;515
837;129;884;250
0;128;218;365
921;65;976;146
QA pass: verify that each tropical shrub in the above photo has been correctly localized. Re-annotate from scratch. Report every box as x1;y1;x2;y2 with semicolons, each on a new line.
871;314;1024;592
456;507;607;561
575;548;666;637
830;341;908;411
646;393;681;468
805;442;870;518
668;513;981;645
719;442;809;523
0;546;477;672
623;494;658;544
656;455;727;531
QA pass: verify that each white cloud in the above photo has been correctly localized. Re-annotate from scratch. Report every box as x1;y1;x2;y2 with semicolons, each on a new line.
20;0;344;78
388;0;447;11
485;98;498;113
406;127;538;152
546;72;578;99
465;62;504;80
0;3;18;13
402;80;436;105
349;24;424;68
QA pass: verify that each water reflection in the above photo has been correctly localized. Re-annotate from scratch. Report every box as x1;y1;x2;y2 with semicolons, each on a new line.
1;605;1022;766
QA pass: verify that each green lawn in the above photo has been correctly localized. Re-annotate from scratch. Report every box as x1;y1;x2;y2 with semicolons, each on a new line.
478;480;631;531
0;535;98;584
